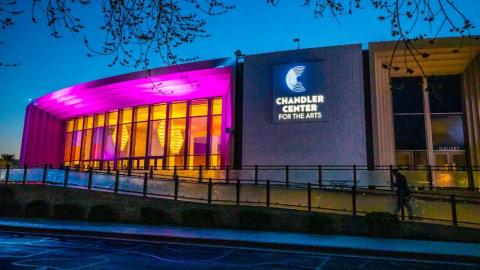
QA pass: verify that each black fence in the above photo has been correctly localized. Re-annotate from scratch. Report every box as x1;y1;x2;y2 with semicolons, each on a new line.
1;164;480;228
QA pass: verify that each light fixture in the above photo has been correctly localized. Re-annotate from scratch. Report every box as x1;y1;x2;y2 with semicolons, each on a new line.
170;125;184;155
157;121;166;145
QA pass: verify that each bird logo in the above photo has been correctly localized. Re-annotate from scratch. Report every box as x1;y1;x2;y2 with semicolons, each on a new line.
285;66;306;93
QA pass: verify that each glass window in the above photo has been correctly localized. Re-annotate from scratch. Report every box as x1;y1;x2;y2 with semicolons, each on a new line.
91;127;104;160
132;122;147;157
394;115;426;150
168;118;186;155
391;77;424;114
118;124;132;158
82;129;92;160
64;133;73;162
190;100;208;117
428;75;462;113
435;153;449;167
103;126;117;160
72;131;83;161
95;114;105;127
395;152;410;167
135;106;149;122
85;116;94;129
151;104;166;120
107;111;118;126
188;117;208;167
210;115;222;155
212;98;222;115
431;116;465;150
413;151;428;167
120;108;133;124
170;102;187;118
67;120;74;132
452;154;466;167
149;120;166;156
75;117;84;131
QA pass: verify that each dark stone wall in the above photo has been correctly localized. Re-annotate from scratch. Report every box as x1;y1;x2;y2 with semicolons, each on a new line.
242;44;367;165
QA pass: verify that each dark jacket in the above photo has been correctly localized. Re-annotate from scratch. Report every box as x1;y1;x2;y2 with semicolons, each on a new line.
394;173;411;196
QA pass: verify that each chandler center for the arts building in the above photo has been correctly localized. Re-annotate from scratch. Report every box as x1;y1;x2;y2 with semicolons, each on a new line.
19;37;480;188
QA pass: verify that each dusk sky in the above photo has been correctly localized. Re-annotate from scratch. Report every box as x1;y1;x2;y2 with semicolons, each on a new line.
0;0;479;157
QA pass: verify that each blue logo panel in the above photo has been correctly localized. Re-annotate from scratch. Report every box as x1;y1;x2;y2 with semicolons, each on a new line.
273;61;326;123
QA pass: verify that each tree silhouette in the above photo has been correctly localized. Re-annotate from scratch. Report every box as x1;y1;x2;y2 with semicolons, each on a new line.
0;0;21;67
0;153;16;163
0;1;477;77
267;0;477;77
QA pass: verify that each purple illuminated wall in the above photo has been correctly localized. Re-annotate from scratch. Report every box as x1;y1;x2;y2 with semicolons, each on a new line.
20;59;234;166
20;104;65;166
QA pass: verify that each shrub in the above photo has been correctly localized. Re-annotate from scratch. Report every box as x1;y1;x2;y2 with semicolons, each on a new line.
140;207;170;224
181;208;216;227
238;209;272;230
0;186;15;201
88;205;118;222
305;213;335;234
53;204;84;220
25;200;50;218
364;212;400;236
0;186;21;217
0;202;22;217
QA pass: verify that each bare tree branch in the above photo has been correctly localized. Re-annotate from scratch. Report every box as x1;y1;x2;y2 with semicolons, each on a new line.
267;0;477;77
0;0;22;67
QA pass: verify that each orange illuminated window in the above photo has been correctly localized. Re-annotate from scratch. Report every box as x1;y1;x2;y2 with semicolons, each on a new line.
151;104;166;120
85;116;94;129
67;120;74;132
120;108;133;124
82;129;92;160
107;111;118;126
75;117;84;131
212;98;222;115
190;100;208;117
64;133;73;162
72;131;83;161
95;114;105;127
170;102;187;118
133;122;147;157
135;106;149;122
117;124;132;158
188;116;208;167
168;118;186;155
149;120;166;156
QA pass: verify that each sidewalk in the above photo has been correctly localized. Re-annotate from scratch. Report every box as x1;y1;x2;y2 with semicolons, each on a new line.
0;218;479;262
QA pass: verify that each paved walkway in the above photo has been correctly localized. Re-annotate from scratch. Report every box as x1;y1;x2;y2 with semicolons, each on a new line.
0;218;479;261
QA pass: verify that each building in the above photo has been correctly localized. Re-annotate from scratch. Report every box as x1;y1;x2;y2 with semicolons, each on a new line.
20;37;480;175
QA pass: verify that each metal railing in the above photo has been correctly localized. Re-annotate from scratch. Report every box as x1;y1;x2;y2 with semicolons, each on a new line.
1;164;480;228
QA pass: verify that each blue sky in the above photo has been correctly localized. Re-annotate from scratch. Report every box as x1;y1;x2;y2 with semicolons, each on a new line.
0;0;479;156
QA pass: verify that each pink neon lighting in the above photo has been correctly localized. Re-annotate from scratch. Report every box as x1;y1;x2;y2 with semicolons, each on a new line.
35;66;232;119
21;60;234;167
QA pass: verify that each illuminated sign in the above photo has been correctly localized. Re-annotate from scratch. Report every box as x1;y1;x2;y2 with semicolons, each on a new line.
273;62;326;123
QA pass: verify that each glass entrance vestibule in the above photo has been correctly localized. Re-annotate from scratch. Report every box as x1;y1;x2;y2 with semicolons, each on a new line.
63;97;224;170
392;75;468;169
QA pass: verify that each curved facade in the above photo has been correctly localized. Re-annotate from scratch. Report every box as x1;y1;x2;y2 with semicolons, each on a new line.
20;59;235;169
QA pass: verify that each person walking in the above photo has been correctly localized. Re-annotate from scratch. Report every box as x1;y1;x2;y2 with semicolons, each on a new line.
391;169;413;220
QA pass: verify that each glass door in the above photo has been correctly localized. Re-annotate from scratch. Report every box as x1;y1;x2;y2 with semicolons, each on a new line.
434;151;466;169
